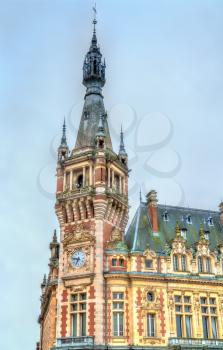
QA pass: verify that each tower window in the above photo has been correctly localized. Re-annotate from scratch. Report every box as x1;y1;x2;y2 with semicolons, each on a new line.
207;217;214;227
181;228;187;240
147;314;155;337
186;215;192;225
147;292;154;302
76;174;83;188
173;255;179;271
113;293;124;336
145;259;153;269
163;211;169;222
93;59;97;74
204;231;210;240
70;292;87;337
112;258;118;266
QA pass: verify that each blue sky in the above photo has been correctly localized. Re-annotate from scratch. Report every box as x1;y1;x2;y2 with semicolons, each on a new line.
0;0;223;349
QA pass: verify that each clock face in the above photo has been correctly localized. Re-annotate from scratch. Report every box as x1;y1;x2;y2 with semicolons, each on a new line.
71;250;86;268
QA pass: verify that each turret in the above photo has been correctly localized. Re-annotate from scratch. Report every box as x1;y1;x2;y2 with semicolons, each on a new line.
118;126;128;165
58;118;69;161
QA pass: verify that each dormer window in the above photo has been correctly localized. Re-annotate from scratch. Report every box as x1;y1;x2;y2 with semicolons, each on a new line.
207;217;214;227
163;211;169;222
186;215;192;225
204;231;210;240
180;229;187;240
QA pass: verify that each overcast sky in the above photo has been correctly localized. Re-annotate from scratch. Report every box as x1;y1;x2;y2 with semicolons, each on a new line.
1;0;223;349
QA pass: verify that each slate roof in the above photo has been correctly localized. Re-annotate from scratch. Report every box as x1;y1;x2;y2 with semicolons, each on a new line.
74;95;112;150
125;203;223;255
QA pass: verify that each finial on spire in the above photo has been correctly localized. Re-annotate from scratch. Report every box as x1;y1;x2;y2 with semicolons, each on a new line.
53;229;57;243
91;3;98;48
93;3;97;33
119;125;127;157
61;117;67;146
199;223;205;240
175;222;181;238
139;188;142;203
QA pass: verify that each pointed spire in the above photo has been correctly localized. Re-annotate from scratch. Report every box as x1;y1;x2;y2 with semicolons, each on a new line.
91;4;98;49
53;229;57;243
61;118;67;147
119;125;127;156
175;221;181;238
199;223;205;240
139;189;142;204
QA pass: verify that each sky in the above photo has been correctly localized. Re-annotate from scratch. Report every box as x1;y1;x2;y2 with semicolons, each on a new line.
0;0;223;349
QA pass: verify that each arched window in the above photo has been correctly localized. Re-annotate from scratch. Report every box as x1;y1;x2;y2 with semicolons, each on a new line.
93;59;97;74
206;257;211;273
76;174;83;188
173;255;179;271
207;217;214;226
163;211;169;222
181;255;186;271
186;215;192;225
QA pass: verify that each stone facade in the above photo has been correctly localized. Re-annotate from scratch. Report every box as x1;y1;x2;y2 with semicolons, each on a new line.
37;14;223;350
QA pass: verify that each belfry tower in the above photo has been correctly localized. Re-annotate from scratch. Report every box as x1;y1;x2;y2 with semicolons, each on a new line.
38;14;129;350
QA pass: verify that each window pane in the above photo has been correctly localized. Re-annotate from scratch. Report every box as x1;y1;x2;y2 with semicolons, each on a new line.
173;255;178;271
211;317;218;339
202;307;208;314
200;297;207;305
113;292;124;300
80;303;86;310
209;298;216;305
113;302;124;310
210;307;217;314
181;256;186;271
206;258;211;273
175;295;181;303
113;312;124;336
175;305;182;312
72;314;77;337
112;259;117;266
147;314;155;337
176;315;182;338
198;257;203;272
71;294;78;302
185;306;191;313
185;316;192;338
80;312;86;336
184;296;191;303
71;304;78;311
145;259;153;268
80;293;86;300
202;316;209;338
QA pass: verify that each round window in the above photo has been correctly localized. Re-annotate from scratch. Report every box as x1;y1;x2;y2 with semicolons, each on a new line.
147;292;154;302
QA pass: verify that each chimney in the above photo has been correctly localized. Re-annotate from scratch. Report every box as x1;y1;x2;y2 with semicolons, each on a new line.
219;202;223;225
146;190;159;233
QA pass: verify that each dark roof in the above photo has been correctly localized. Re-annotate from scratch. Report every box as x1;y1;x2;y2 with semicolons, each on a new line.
74;96;112;150
125;203;223;254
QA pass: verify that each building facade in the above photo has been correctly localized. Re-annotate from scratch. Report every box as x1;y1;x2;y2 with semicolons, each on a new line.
37;16;223;350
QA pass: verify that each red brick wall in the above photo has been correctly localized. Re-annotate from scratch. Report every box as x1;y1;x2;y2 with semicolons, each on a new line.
136;256;142;272
60;305;68;337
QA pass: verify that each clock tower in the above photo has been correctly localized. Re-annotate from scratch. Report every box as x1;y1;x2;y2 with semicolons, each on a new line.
38;15;129;350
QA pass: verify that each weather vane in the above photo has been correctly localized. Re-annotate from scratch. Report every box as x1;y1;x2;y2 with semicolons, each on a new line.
93;2;97;31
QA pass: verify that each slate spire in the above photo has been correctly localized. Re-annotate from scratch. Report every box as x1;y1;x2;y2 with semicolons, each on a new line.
74;11;112;151
119;125;127;157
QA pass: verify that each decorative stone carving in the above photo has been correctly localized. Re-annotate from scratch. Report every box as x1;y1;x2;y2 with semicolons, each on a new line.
63;223;95;249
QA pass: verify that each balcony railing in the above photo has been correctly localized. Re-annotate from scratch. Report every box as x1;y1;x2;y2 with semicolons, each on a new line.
56;336;94;348
169;338;223;348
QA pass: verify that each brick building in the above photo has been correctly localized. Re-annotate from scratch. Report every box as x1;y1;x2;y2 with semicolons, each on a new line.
37;15;223;350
